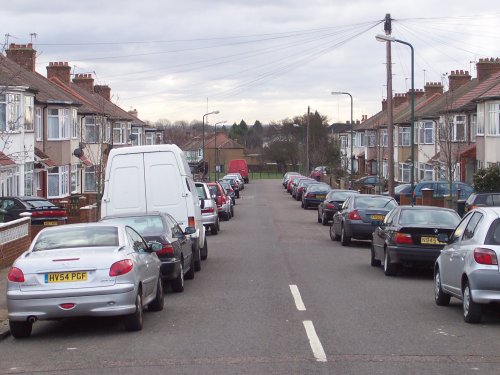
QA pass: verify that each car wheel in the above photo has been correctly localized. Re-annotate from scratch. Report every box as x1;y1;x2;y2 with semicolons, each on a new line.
321;213;329;226
434;268;450;306
201;239;208;260
370;244;381;267
9;321;32;339
383;248;397;276
303;201;308;209
148;276;165;311
231;206;234;217
463;281;482;323
124;291;143;331
194;244;202;272
211;223;218;235
216;219;220;232
301;201;304;208
317;211;322;223
185;254;195;280
171;261;185;293
330;223;340;241
340;225;350;246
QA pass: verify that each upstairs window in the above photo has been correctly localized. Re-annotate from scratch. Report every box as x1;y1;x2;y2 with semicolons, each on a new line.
470;114;477;142
340;135;348;149
367;131;376;147
113;122;127;144
419;121;434;144
35;107;42;141
71;109;78;139
399;127;410;146
47;108;70;140
477;103;485;135
357;132;365;147
24;96;34;131
452;115;466;141
85;116;101;143
487;103;500;136
380;129;388;147
0;93;21;132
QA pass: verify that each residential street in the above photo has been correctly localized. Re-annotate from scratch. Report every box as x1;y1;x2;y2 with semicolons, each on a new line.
2;179;500;374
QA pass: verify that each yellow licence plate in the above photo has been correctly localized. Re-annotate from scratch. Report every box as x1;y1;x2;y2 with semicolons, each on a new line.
316;195;326;199
44;221;58;226
421;236;444;245
371;215;384;221
45;272;88;283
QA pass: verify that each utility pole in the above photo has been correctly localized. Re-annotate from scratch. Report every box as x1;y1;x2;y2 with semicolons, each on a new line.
385;13;395;197
306;106;310;175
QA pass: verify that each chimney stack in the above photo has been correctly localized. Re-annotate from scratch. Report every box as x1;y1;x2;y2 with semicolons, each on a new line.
94;85;111;101
72;73;94;92
406;89;424;103
476;58;500;81
47;62;71;84
361;114;368;122
128;109;138;117
424;82;443;96
382;99;387;111
6;43;36;72
448;70;471;92
393;93;406;107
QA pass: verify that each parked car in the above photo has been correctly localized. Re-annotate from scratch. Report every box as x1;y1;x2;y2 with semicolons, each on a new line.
218;180;236;206
196;182;220;235
229;159;249;183
0;196;67;226
317;189;359;226
101;144;206;272
434;207;500;323
330;194;397;246
352;175;385;191
381;183;413;204
225;173;245;190
101;212;195;291
291;177;313;200
464;192;500;214
412;180;474;200
310;166;330;181
220;177;240;198
7;223;164;338
371;206;460;276
295;179;317;201
208;182;232;220
301;183;331;209
287;175;303;193
282;172;300;188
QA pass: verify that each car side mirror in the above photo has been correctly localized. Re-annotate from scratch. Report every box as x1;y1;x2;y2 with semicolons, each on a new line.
184;226;196;235
437;233;449;244
147;241;163;252
199;198;205;209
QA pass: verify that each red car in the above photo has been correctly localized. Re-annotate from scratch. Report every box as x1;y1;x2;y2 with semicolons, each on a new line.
287;175;303;193
207;182;232;220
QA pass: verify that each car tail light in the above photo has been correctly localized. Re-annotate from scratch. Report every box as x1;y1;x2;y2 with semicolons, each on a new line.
7;267;25;282
306;193;314;198
326;203;335;210
202;207;215;214
348;210;361;220
474;248;498;265
59;303;75;310
158;243;174;255
188;216;196;227
31;209;66;218
395;232;413;245
216;196;222;206
109;259;133;276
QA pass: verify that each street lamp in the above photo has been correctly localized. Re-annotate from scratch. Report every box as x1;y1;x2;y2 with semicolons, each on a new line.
331;92;354;187
376;34;415;192
202;110;219;178
213;120;226;180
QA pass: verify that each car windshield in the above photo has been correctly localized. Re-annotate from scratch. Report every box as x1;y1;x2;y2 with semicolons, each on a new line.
25;199;57;209
355;196;396;209
33;226;119;251
308;185;330;193
399;209;460;226
102;216;165;235
330;191;358;201
395;184;411;193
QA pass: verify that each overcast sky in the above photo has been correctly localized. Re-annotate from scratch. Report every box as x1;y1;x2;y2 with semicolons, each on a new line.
2;1;499;126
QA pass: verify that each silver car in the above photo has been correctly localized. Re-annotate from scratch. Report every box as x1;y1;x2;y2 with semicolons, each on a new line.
434;207;500;323
196;182;220;235
7;223;163;338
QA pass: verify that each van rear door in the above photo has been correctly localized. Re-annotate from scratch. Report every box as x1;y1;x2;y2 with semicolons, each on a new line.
102;152;146;217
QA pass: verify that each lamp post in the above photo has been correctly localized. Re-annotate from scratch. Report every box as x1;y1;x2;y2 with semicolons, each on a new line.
213;120;226;181
202;110;219;178
331;92;354;188
376;34;415;192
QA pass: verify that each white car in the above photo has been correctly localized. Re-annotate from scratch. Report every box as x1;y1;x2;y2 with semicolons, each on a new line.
7;223;163;338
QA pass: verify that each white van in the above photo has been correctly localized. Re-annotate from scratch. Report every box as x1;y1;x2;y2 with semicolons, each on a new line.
101;144;207;270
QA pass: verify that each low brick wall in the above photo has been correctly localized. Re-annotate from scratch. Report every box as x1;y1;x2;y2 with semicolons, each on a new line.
0;218;31;268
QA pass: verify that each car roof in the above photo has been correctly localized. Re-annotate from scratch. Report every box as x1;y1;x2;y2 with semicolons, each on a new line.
399;205;457;213
101;211;167;220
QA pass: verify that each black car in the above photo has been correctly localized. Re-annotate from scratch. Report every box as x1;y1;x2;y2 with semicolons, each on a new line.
352;175;385;191
101;211;195;292
0;196;67;225
295;179;317;201
464;192;500;214
371;206;460;276
317;189;359;225
381;183;413;204
301;183;331;209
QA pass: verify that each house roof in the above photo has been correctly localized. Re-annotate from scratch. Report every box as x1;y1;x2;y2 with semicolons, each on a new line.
34;147;56;167
450;74;500;111
474;74;500;101
0;55;82;106
205;133;244;149
329;123;353;134
0;151;16;166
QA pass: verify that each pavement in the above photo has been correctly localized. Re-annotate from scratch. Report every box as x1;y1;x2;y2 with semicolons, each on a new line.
0;266;10;340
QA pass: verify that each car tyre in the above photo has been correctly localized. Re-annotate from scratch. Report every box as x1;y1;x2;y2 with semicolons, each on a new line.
383;248;398;276
434;268;451;306
185;255;195;280
201;240;208;260
303;201;308;209
321;213;329;226
148;277;165;311
171;261;185;293
463;281;482;323
330;223;340;241
124;291;143;331
194;244;202;272
317;211;322;223
211;223;218;235
231;206;234;217
370;244;381;267
9;320;32;339
340;225;350;246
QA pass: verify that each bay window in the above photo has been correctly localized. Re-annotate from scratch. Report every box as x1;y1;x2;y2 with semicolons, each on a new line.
380;129;388;147
487;103;500;135
47;108;70;140
71;164;78;194
419;163;433;181
47;165;69;198
0;93;21;132
113;122;127;144
145;132;154;145
400;127;410;146
451;115;466;141
24;162;34;196
400;163;411;182
477;103;484;135
35;107;42;141
71;109;78;139
470;114;477;142
84;166;97;192
24;96;34;131
340;135;348;149
357;132;365;147
131;126;142;146
85;116;101;143
367;131;376;147
419;121;434;144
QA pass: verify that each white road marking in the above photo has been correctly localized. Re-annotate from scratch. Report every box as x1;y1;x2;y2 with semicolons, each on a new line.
289;284;306;311
303;320;327;362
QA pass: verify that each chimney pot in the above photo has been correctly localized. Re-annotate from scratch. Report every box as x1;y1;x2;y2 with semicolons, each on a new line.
476;57;500;81
6;43;37;72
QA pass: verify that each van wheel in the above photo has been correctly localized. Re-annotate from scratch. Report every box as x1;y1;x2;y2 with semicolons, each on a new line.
201;240;208;260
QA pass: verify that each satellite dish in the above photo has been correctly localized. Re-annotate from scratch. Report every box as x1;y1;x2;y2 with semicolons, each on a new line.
73;148;83;157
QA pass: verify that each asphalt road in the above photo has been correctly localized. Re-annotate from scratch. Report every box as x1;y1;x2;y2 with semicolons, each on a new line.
2;179;500;374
